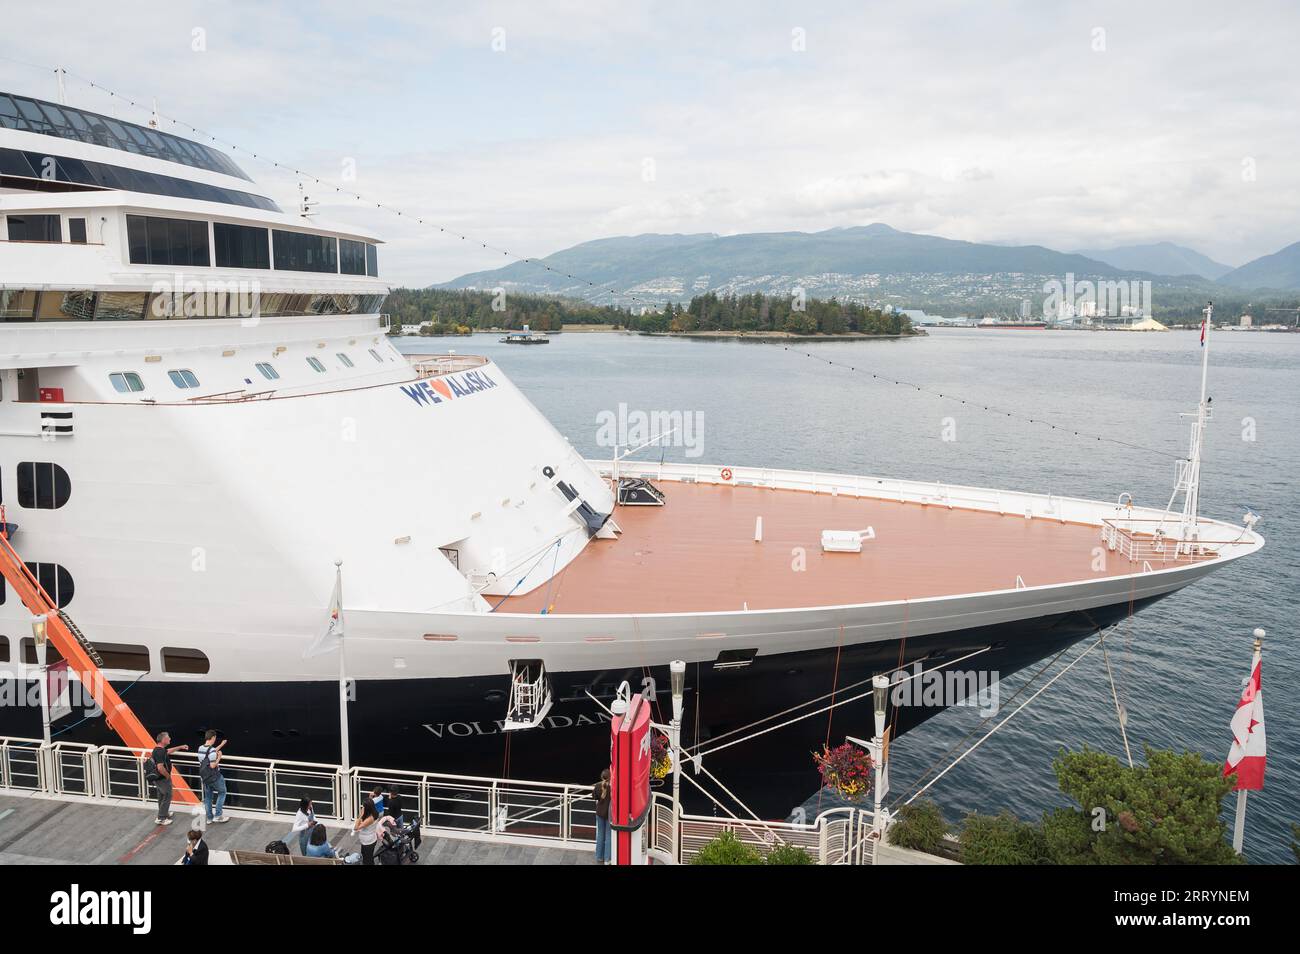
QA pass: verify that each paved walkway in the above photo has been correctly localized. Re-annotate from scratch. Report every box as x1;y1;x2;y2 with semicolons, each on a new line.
0;793;593;866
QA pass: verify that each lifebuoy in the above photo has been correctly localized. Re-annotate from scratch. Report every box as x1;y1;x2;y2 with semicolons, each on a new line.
720;467;733;481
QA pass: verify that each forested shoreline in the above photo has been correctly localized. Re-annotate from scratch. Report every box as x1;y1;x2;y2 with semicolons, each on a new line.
385;288;916;336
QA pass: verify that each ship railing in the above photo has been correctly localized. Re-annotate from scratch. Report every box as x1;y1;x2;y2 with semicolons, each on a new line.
1100;517;1233;563
596;459;1250;537
186;388;279;404
407;353;491;378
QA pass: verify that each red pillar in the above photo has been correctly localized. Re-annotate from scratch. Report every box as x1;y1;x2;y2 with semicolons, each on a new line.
609;693;652;865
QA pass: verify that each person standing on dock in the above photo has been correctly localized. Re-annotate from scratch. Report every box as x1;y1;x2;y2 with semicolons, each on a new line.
288;797;317;854
593;769;612;865
353;797;380;865
148;731;188;826
197;729;229;824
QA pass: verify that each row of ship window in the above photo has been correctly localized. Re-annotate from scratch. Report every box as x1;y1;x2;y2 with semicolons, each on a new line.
109;349;384;393
0;634;209;675
4;213;378;276
0;91;251;180
0;288;387;322
0;146;277;212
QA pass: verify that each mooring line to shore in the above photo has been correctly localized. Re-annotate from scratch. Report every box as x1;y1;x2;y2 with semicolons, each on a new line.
901;634;1108;807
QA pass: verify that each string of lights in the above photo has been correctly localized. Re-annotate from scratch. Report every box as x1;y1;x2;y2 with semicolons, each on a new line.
2;59;652;310
780;345;1184;459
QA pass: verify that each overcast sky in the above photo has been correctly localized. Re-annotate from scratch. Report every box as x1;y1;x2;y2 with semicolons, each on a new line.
3;0;1296;284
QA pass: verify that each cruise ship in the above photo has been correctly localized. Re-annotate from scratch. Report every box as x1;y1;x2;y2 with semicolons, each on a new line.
0;88;1264;809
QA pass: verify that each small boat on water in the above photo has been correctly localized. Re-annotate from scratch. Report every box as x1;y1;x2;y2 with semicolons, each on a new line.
499;324;551;344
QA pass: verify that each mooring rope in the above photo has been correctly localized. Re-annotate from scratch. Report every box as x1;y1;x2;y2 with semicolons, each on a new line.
901;635;1107;806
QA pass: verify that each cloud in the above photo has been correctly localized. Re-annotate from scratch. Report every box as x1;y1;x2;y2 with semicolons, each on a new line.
2;0;1297;282
794;172;919;213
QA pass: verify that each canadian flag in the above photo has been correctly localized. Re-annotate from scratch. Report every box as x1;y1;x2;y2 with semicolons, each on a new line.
1223;648;1265;790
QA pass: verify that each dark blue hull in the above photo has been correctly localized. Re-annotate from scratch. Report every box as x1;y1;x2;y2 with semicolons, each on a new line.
0;595;1160;817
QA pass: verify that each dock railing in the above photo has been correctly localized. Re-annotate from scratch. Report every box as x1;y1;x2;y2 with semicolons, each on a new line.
649;795;877;865
0;736;879;863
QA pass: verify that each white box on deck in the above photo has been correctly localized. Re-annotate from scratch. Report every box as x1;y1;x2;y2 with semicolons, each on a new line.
821;527;875;553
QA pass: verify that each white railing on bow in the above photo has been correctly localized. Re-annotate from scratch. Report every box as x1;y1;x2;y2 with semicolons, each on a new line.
591;460;1259;558
1100;518;1227;563
407;353;491;378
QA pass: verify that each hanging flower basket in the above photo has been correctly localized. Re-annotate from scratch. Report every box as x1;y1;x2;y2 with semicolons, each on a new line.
650;731;672;780
814;742;874;802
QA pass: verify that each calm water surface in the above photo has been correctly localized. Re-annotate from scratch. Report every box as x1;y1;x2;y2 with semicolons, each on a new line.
400;328;1298;863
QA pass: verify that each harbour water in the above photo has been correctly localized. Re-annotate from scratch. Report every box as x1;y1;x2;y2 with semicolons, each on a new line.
400;327;1298;863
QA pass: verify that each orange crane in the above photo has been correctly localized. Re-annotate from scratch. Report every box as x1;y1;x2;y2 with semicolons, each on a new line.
0;516;197;805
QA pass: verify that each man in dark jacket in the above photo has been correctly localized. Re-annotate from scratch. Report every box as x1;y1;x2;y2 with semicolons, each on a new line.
149;731;188;826
184;829;209;865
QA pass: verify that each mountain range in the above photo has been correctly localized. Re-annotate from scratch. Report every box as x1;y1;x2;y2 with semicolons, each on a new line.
437;224;1300;305
1071;242;1232;281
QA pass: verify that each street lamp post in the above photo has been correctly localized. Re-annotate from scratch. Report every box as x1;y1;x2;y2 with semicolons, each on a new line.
871;674;890;837
846;674;894;851
669;659;686;864
31;614;51;788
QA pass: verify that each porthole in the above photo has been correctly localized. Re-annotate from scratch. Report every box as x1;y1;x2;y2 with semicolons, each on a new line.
24;561;73;607
16;461;71;509
109;371;145;393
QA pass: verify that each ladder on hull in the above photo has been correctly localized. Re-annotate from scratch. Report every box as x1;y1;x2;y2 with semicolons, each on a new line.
503;660;554;731
0;524;197;804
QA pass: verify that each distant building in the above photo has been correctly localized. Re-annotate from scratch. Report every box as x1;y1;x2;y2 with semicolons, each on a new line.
1240;314;1253;328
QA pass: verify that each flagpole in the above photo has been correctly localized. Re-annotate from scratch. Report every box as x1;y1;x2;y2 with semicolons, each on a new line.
1231;790;1248;855
336;559;350;773
1231;628;1264;856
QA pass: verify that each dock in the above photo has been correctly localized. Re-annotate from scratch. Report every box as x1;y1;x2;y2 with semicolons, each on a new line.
0;734;886;864
0;792;592;865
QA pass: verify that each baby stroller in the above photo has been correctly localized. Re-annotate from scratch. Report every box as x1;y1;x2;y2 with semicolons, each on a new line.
376;816;421;865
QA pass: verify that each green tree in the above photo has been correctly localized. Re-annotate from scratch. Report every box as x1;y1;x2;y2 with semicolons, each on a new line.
888;799;949;854
960;811;1049;865
765;843;815;865
1049;746;1241;865
690;830;764;865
